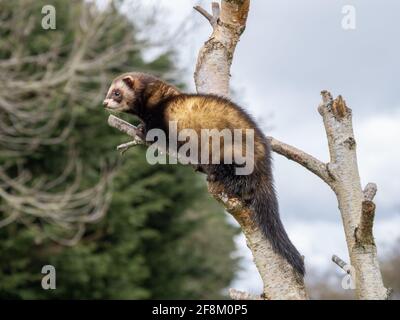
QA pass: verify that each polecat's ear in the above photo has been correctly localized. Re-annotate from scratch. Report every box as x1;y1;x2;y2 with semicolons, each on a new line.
122;76;135;89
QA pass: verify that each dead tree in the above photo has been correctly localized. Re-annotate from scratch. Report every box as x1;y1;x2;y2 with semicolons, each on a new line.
108;0;390;299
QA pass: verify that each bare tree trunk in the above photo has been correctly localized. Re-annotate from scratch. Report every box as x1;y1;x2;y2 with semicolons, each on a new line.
318;93;389;299
192;0;308;300
270;92;390;299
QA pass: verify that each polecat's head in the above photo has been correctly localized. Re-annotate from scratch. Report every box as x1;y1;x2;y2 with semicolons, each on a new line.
103;72;148;114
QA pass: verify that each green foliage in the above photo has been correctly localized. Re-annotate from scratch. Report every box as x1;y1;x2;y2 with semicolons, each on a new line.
0;0;238;299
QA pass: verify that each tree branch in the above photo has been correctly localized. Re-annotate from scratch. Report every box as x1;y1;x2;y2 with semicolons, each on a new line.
363;183;377;201
194;0;249;97
194;2;221;28
332;254;350;273
317;91;388;299
107;115;143;141
193;6;213;25
268;137;334;185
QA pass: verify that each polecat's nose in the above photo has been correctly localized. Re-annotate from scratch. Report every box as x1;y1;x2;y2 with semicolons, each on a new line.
103;100;108;107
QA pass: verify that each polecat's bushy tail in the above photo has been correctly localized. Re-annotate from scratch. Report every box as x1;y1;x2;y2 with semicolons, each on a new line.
252;183;305;276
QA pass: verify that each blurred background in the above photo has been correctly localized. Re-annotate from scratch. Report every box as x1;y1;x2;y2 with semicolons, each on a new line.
0;0;399;299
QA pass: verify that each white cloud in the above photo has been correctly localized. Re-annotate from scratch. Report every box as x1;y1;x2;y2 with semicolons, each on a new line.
356;110;400;209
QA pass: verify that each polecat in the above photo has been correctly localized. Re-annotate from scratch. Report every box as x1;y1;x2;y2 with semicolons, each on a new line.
103;72;305;275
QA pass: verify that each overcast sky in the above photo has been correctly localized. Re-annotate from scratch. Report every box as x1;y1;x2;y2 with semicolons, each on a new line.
133;0;400;293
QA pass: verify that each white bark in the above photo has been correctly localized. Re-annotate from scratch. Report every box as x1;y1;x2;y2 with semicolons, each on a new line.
194;0;248;97
318;92;389;299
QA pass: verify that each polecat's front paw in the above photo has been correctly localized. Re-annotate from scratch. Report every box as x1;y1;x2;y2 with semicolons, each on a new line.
136;122;146;139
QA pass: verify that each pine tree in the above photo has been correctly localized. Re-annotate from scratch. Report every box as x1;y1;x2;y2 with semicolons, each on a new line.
0;0;238;299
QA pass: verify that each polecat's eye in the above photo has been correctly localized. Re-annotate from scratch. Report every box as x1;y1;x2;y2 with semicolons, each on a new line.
114;90;120;97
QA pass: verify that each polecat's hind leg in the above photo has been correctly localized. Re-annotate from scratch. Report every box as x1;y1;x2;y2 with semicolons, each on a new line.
194;164;218;182
191;164;219;183
198;165;254;201
205;164;237;190
213;164;255;204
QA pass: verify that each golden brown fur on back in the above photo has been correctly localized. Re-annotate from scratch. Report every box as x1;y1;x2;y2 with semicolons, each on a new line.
165;94;267;166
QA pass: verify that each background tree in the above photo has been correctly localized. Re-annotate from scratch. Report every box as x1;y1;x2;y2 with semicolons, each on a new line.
0;0;238;299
